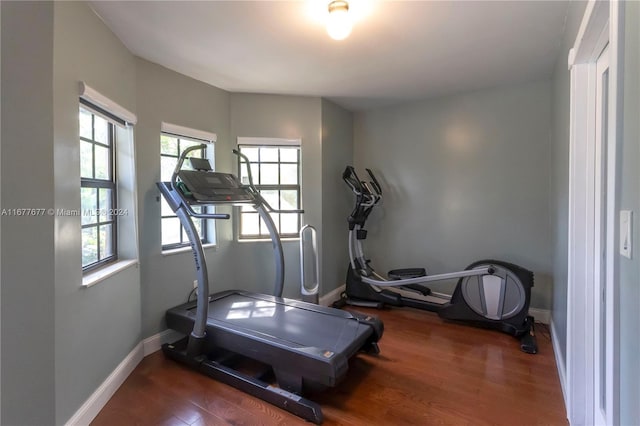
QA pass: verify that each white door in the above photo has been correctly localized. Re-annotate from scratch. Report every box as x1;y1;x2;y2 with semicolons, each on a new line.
594;43;612;426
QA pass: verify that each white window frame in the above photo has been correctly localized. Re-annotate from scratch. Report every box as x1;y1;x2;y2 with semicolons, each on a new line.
80;102;119;271
79;82;139;287
160;122;217;253
236;137;302;241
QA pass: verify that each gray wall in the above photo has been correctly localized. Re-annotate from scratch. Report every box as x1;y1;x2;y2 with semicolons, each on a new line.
229;94;323;299
1;2;56;424
619;1;640;423
354;80;553;308
321;99;354;293
52;2;142;423
135;58;232;337
549;0;587;373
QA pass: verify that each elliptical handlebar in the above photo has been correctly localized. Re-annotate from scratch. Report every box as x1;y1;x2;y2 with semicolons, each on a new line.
342;166;365;195
365;168;382;196
344;165;383;229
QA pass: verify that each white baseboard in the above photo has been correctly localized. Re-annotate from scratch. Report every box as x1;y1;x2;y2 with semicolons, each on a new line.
65;342;144;426
550;318;569;420
528;308;551;324
319;284;346;306
66;328;184;426
142;329;184;356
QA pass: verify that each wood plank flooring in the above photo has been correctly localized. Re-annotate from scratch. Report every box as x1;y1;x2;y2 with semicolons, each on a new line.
92;307;567;425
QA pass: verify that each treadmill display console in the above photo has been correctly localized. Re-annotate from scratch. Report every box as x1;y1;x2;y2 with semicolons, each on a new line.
177;170;256;203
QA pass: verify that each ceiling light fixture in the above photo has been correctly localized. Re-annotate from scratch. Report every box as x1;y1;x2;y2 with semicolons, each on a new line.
326;0;352;41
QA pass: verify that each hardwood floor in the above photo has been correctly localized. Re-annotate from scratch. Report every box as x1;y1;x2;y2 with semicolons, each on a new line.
92;307;567;425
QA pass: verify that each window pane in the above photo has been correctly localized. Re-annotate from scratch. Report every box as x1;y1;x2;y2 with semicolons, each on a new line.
79;109;93;139
191;218;203;240
249;163;260;185
260;147;279;162
161;135;178;156
261;164;279;185
161;156;177;182
280;213;299;235
237;143;301;241
181;140;203;157
239;164;249;185
82;227;98;266
280;164;298;185
259;216;271;236
99;224;114;259
81;187;97;225
242;147;259;162
266;213;280;233
261;190;279;210
99;188;113;222
280;148;298;163
95;145;110;180
80;141;93;178
240;163;260;185
281;190;298;210
162;217;181;246
161;198;174;216
94;115;109;144
241;212;259;236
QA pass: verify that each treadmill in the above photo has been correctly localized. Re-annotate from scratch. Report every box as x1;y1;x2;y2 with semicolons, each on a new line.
157;146;383;424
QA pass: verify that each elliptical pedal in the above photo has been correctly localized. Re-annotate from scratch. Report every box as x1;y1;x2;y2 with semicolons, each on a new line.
519;316;538;354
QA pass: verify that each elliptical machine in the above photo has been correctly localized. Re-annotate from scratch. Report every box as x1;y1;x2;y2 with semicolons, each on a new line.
333;166;538;354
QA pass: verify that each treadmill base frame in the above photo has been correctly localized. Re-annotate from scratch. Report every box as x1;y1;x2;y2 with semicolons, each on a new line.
162;337;324;424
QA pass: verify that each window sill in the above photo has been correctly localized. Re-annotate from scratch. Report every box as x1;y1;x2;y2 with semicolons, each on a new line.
83;259;139;288
237;238;300;243
162;243;217;257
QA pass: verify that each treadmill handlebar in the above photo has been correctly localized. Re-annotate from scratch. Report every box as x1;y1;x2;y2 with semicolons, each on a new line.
167;144;232;220
171;144;207;195
157;182;231;220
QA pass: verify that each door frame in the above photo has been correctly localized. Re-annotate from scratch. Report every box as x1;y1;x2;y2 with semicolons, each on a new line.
566;1;623;424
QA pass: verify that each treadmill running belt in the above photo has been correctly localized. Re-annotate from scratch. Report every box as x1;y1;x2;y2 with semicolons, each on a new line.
204;292;363;353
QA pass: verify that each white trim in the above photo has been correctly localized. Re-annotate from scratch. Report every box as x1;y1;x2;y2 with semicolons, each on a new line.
82;259;138;287
161;122;217;142
567;58;597;425
319;284;346;307
569;0;609;69
528;308;551;325
65;342;143;426
237;136;301;146
142;329;185;357
65;328;185;425
162;242;217;257
605;5;623;425
551;318;569;419
567;2;622;425
78;82;137;125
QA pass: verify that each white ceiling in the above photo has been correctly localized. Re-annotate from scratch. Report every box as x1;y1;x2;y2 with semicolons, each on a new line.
89;1;570;111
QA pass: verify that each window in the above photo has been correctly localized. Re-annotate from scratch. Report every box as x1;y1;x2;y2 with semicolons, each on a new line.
80;101;118;271
160;132;213;249
237;140;301;240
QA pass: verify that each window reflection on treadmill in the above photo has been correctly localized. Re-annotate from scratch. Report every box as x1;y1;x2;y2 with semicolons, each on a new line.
225;300;294;320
